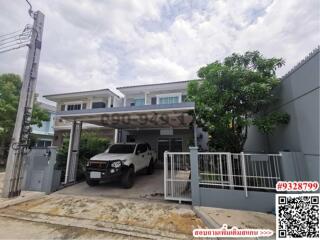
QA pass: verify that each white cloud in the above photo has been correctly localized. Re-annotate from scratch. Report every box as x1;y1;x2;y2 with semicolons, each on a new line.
0;0;318;99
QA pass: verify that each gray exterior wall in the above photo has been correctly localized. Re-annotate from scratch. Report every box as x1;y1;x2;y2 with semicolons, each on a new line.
199;188;276;212
244;48;320;181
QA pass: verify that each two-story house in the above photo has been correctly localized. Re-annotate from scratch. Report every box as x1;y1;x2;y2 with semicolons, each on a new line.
116;80;202;162
44;80;204;183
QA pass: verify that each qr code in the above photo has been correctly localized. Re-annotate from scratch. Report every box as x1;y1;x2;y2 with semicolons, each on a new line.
277;194;320;239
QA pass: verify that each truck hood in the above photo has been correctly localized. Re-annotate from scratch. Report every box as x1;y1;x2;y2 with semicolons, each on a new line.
90;152;132;161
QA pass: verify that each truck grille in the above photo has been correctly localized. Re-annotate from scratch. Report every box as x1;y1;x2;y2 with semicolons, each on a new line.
88;161;109;169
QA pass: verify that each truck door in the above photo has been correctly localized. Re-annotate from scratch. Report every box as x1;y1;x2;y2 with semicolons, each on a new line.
135;144;148;170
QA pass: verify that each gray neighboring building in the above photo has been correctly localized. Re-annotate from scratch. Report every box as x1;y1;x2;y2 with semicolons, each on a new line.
31;101;56;147
245;47;320;182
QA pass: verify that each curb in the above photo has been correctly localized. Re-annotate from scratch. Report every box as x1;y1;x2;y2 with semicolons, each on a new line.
193;206;221;229
0;191;45;209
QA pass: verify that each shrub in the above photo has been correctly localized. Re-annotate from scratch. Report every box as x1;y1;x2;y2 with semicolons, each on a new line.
56;132;110;181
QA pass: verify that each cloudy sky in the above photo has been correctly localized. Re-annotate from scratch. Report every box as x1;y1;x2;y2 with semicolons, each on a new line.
0;0;319;100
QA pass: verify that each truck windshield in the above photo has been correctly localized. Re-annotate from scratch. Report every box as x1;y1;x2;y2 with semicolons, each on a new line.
108;144;136;154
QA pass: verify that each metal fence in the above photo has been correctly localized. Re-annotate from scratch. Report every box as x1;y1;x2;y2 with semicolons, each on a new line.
164;151;282;202
164;152;192;202
198;152;282;196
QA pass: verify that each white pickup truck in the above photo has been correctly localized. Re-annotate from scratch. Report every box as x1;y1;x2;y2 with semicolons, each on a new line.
85;143;157;188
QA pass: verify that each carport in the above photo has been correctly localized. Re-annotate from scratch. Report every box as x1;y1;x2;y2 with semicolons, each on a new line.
56;102;195;187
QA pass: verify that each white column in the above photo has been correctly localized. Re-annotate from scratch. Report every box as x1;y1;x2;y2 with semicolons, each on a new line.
144;92;149;105
64;121;82;184
114;129;118;143
108;96;112;108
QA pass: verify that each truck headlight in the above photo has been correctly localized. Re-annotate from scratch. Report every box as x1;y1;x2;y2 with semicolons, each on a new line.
111;160;122;168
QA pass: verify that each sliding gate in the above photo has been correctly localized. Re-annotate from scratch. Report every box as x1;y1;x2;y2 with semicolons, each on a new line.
164;151;282;203
164;152;192;202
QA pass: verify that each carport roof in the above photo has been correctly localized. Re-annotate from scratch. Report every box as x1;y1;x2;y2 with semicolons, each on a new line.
43;88;120;101
56;102;195;129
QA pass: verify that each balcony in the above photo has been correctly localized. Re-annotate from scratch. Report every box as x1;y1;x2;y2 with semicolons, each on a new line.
55;102;195;129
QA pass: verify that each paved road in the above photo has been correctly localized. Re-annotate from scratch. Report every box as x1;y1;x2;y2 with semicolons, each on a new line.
0;216;144;240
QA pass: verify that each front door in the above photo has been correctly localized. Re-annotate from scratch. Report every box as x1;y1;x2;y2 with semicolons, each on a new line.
157;138;182;166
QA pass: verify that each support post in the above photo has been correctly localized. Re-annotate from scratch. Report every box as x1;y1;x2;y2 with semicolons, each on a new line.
163;151;168;199
2;11;45;198
190;146;200;206
226;153;234;189
240;152;248;197
193;121;198;147
64;121;82;184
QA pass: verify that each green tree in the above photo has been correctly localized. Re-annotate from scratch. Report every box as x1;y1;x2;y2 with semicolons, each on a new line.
56;132;110;180
188;51;290;152
0;73;50;162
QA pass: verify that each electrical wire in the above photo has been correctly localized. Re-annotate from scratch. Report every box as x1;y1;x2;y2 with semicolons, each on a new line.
0;28;26;38
0;29;31;43
0;25;32;54
25;0;34;18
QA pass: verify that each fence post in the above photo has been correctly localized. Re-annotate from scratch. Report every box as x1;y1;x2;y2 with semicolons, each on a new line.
227;153;234;189
190;146;200;206
163;151;168;199
240;152;248;198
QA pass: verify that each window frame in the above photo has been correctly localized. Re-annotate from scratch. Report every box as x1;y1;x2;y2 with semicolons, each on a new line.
91;101;106;109
133;98;145;107
64;101;83;111
156;92;182;105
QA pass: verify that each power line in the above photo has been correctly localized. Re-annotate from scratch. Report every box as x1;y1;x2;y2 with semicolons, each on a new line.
25;0;34;18
0;29;31;43
0;44;29;54
0;25;32;54
0;29;26;38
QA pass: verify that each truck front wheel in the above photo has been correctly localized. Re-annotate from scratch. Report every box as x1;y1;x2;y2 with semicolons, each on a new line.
121;167;135;188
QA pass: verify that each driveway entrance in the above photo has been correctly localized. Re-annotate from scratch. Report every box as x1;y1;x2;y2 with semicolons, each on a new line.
56;169;165;201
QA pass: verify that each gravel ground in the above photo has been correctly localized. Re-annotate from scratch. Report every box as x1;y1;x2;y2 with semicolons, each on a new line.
4;194;204;236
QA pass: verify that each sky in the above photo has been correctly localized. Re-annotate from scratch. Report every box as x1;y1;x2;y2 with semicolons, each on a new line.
0;0;319;101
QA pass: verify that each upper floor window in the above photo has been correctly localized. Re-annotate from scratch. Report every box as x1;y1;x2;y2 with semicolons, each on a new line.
158;96;179;104
67;104;81;111
130;98;145;107
92;102;106;109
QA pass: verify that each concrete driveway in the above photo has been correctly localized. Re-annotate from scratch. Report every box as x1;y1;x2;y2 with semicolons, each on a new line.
57;169;165;201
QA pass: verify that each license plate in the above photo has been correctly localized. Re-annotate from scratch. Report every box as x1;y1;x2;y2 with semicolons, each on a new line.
90;171;101;179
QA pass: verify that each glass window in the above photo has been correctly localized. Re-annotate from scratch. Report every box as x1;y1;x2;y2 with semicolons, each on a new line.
108;144;136;154
92;102;106;109
136;144;147;154
133;98;145;106
67;104;81;111
159;96;179;104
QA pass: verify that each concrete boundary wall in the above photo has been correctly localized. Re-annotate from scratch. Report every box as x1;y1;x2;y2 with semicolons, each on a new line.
199;188;275;213
189;148;311;212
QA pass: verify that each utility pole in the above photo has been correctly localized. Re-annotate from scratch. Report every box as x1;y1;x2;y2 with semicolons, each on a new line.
2;11;45;198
